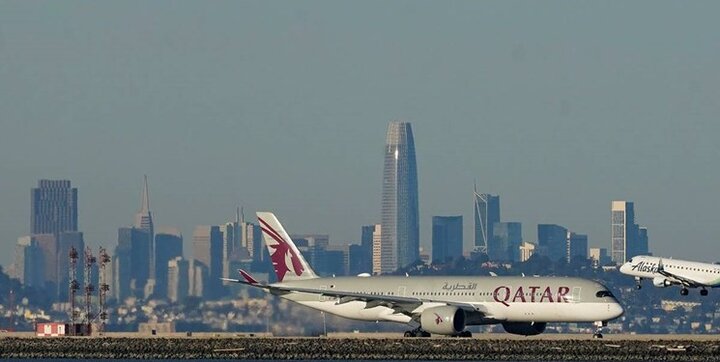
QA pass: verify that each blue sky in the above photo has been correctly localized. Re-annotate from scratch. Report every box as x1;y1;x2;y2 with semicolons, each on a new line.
1;1;719;267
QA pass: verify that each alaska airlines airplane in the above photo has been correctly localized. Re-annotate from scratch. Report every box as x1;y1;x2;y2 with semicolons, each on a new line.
620;255;720;296
224;212;623;338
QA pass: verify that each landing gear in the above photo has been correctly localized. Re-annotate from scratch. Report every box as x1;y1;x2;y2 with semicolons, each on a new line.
635;277;642;290
403;328;430;337
593;321;606;339
455;330;472;338
681;288;689;296
701;288;708;296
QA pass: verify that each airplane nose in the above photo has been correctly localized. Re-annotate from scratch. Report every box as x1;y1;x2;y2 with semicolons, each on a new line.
608;302;624;319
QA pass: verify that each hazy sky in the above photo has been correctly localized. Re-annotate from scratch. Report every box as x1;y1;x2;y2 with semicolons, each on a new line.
1;1;719;268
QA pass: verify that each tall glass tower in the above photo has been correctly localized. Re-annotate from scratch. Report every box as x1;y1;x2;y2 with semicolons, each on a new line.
381;121;419;273
473;187;500;254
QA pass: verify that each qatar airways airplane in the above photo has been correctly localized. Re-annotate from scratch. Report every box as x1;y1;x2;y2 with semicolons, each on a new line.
620;255;720;296
224;212;623;338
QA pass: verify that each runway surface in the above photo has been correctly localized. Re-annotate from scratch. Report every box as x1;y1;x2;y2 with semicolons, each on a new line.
2;333;720;360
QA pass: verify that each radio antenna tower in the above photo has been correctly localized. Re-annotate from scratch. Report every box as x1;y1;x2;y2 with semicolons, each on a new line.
68;246;80;335
98;247;111;334
84;246;96;334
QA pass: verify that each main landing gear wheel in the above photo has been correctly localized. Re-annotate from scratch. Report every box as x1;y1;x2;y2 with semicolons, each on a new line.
458;330;472;338
635;284;642;290
681;288;689;296
635;277;642;290
593;333;603;339
701;289;709;296
403;329;431;338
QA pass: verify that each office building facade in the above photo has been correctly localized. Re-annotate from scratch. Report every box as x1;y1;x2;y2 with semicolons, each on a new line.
380;121;420;272
611;201;649;264
431;216;463;263
537;224;569;262
167;257;189;303
31;180;78;235
490;222;522;262
566;232;588;263
193;225;224;297
154;229;183;298
474;189;500;253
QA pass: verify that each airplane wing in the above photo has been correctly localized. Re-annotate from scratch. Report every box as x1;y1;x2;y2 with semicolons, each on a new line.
226;270;500;320
656;259;706;288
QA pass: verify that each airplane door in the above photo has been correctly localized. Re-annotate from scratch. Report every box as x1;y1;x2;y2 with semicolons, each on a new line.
397;286;407;297
571;287;582;303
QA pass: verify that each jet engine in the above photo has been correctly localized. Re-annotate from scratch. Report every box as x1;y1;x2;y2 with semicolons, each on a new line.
420;306;466;335
501;322;547;336
653;277;672;287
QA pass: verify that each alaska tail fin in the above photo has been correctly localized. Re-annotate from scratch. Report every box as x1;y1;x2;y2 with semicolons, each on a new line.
256;212;318;282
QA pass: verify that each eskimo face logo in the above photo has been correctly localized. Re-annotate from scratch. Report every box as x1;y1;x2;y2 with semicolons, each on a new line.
258;217;305;282
434;313;443;325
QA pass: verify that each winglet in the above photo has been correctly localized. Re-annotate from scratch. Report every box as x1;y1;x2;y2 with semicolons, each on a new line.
238;269;259;285
657;258;664;273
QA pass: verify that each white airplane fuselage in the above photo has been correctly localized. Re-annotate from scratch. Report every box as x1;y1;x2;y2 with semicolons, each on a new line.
276;275;623;324
620;255;720;288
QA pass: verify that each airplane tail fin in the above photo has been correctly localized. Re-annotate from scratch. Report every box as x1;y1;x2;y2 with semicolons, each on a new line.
256;212;318;282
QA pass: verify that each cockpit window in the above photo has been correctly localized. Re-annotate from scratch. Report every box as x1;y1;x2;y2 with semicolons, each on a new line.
596;290;614;298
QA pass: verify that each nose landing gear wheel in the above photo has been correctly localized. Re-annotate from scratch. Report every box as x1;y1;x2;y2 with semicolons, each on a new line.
593;321;606;339
681;288;689;296
701;289;708;296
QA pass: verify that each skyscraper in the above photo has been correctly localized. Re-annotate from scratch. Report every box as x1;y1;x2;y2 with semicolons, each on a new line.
154;229;183;299
380;121;419;272
431;216;463;263
192;225;224;298
611;201;649;264
349;225;375;275
14;236;44;287
167;256;189;303
473;187;500;253
490;222;522;261
537;224;568;262
34;233;58;291
31;180;78;235
371;224;383;275
566;232;588;263
219;208;242;280
115;227;150;298
134;176;154;280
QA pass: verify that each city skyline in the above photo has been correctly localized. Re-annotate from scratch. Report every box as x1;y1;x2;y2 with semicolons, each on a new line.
2;2;720;267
